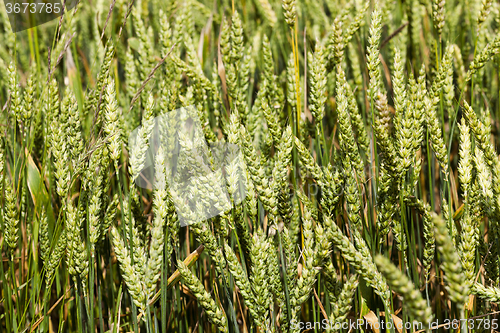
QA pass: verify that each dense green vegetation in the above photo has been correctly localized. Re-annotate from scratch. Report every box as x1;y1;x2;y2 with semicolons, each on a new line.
1;0;500;332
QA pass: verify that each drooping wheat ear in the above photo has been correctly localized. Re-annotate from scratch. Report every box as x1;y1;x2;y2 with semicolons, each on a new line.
294;137;341;213
282;0;296;28
294;136;323;180
171;55;215;95
326;274;358;332
344;1;369;45
432;0;445;38
327;215;391;306
323;259;339;298
177;260;228;332
462;101;498;171
44;229;67;290
478;224;499;284
433;214;470;308
104;77;122;162
477;0;493;28
110;225;147;313
466;35;500;81
474;282;500;302
4;178;19;253
223;243;260;320
366;5;383;100
292;207;329;328
190;220;227;278
375;255;433;325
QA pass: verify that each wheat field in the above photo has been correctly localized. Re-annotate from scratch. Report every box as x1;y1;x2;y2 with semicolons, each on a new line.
1;0;500;332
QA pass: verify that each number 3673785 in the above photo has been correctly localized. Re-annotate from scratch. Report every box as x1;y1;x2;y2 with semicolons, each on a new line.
5;1;62;14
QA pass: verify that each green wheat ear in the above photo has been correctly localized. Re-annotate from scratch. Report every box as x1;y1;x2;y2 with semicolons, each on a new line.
177;260;228;332
433;214;470;308
4;0;500;330
375;255;433;325
4;177;19;253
